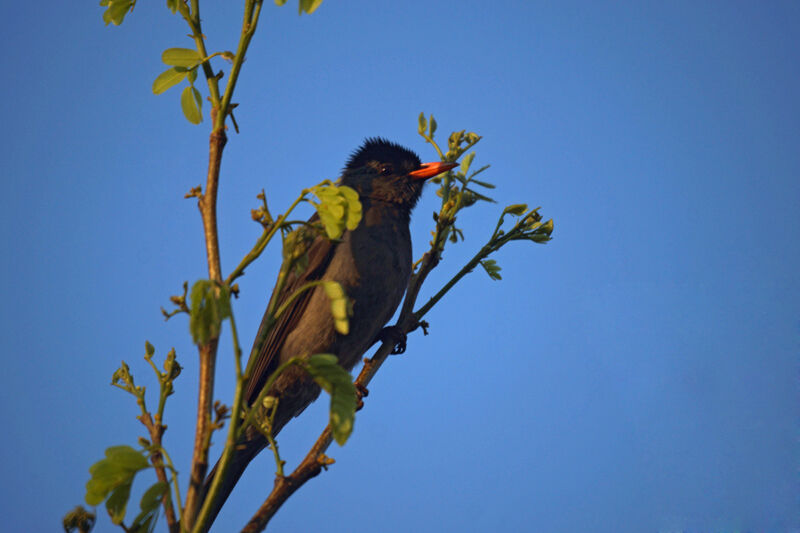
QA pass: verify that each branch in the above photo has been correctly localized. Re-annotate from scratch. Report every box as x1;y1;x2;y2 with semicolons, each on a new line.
184;0;265;526
190;308;246;533
139;412;180;533
184;130;226;527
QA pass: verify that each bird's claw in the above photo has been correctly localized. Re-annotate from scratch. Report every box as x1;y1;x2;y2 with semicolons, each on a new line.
377;326;407;354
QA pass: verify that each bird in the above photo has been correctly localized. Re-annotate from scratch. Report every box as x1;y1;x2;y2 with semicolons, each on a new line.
199;138;456;528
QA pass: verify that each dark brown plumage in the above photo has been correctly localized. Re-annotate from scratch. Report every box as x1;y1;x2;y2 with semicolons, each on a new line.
199;139;455;529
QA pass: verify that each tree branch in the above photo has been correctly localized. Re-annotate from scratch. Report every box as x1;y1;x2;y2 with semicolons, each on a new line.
139;412;180;533
184;126;227;529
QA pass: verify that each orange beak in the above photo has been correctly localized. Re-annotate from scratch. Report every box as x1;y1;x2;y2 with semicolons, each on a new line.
409;161;458;180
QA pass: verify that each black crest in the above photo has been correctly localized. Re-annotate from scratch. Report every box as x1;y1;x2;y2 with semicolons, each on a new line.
345;137;421;171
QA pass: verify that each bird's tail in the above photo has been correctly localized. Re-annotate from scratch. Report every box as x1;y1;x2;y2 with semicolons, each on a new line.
196;438;264;533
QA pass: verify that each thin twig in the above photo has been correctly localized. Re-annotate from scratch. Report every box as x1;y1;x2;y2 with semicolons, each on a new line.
138;412;179;533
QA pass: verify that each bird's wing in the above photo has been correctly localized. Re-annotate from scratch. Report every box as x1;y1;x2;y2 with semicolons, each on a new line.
243;214;336;405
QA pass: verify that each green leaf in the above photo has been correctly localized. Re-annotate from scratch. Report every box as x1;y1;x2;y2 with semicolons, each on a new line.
139;481;168;514
502;203;528;217
106;480;132;524
189;280;231;345
338;185;362;230
299;0;324;14
465;187;496;203
187;67;198;84
166;0;179;14
311;185;362;239
161;48;201;67
529;219;554;243
274;0;288;5
85;446;150;508
105;445;150;470
181;86;203;124
429;114;437;137
460;151;475;176
145;341;155;357
305;354;339;392
86;463;126;506
129;481;167;531
418;112;427;135
305;354;357;445
469;176;495;189
322;281;351;334
131;514;156;533
152;67;188;95
480;259;502;281
103;0;133;26
329;380;357;445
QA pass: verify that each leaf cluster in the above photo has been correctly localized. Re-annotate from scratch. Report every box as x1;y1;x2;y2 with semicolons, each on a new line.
308;184;362;239
84;445;167;531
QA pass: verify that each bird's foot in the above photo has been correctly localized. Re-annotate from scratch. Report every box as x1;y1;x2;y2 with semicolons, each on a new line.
377;325;407;354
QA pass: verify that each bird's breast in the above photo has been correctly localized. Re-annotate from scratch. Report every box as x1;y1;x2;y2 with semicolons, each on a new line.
328;208;412;369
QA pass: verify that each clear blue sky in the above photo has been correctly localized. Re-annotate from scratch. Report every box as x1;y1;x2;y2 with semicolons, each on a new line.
1;2;797;532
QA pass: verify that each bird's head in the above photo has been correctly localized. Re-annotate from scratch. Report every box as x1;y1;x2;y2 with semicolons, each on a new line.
341;138;456;210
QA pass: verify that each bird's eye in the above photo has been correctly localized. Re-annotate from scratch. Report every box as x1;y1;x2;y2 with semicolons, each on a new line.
379;164;392;176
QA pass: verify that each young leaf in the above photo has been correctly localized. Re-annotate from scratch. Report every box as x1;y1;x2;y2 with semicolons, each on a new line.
322;281;351;334
429;114;438;137
105;445;150;471
106;481;133;524
161;47;202;67
460;151;476;176
312;185;363;239
480;259;502;281
299;0;324;14
84;446;150;508
139;481;168;507
152;67;188;95
418;112;427;135
465;187;496;203
181;86;203;124
189;280;231;345
529;219;554;243
502;203;528;217
102;0;133;26
470;175;495;189
338;185;362;230
305;354;357;445
130;481;168;532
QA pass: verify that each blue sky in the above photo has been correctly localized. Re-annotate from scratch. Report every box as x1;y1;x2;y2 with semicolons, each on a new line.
1;2;798;532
